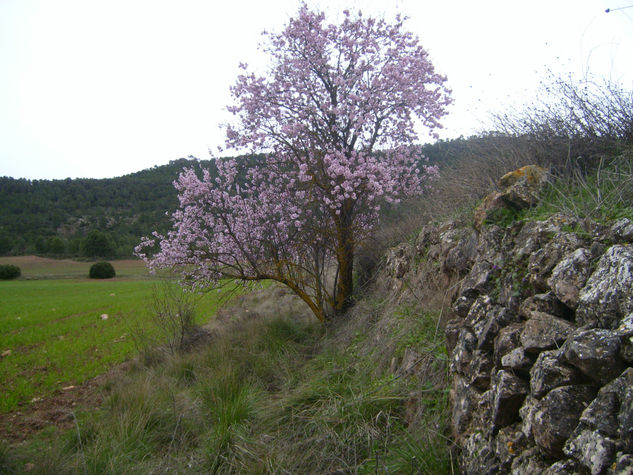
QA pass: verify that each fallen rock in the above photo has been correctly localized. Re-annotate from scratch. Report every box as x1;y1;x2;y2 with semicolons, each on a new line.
576;245;633;329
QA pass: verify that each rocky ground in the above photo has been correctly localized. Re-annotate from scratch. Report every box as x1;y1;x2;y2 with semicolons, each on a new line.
384;166;633;474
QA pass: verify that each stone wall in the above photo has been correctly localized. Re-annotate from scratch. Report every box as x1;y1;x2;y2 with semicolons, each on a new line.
386;212;633;474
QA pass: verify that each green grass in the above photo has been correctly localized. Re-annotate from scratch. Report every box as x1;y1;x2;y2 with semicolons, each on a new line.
0;278;230;413
0;256;149;280
6;299;453;474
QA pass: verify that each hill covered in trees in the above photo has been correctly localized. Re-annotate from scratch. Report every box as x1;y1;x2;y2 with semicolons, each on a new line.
0;145;460;259
0;157;216;257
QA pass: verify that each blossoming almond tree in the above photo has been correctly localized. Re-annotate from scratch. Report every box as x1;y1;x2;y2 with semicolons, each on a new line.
136;5;452;322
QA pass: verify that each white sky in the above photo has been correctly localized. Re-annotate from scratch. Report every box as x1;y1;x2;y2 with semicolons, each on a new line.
1;0;632;180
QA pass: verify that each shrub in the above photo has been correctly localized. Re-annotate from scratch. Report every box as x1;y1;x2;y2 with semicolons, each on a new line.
0;264;21;280
89;261;116;279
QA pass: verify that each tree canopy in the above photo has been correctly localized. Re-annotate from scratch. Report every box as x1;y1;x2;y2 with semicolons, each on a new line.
138;5;452;322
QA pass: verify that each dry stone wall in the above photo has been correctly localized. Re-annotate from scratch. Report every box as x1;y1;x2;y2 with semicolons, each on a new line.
388;213;633;474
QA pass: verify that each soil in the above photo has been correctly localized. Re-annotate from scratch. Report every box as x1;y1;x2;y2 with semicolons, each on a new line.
0;361;131;443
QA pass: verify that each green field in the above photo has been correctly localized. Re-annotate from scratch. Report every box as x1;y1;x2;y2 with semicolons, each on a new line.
0;256;149;280
0;258;230;413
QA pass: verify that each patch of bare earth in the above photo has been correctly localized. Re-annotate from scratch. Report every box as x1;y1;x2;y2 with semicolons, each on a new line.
0;361;131;443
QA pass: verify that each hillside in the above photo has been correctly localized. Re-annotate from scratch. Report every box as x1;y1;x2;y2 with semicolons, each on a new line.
0;157;216;257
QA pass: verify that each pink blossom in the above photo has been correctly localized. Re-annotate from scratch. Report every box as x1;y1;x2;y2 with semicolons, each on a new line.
137;4;451;322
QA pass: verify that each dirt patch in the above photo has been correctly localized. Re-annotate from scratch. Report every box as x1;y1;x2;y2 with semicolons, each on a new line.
0;361;131;443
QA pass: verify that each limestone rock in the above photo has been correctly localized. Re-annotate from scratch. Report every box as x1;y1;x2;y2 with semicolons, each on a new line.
501;347;534;373
385;243;413;279
617;314;633;363
611;218;633;243
450;376;482;438
415;223;438;253
473;165;548;231
548;248;592;309
568;369;633;454
519;394;539;441
467;295;520;350
443;230;478;276
466;350;494;390
444;318;466;354
609;452;633;474
492;370;529;429
543;459;586;475
450;327;477;376
498;164;548;208
453;291;477;318
462;431;501;475
494;423;528;472
532;385;596;457
519;292;571;320
528;232;587;291
461;261;495;296
494;322;524;368
576;245;633;329
510;447;549;475
563;329;625;385
520;311;575;353
474;191;506;231
564;428;616;475
530;350;580;399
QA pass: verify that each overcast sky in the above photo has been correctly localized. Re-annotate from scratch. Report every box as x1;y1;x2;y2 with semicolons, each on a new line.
1;0;632;180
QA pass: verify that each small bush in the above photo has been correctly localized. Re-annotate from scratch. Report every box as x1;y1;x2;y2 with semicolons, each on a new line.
89;261;116;279
0;264;21;280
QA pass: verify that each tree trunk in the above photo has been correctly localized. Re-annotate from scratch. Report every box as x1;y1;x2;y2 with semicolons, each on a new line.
334;219;354;315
